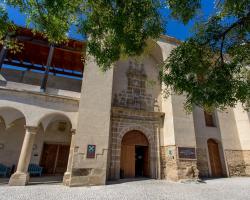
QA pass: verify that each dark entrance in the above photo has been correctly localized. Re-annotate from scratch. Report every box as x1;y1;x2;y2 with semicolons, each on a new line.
135;146;149;177
120;131;150;178
40;143;70;175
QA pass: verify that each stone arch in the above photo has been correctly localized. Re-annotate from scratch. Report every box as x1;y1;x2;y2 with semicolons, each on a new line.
110;125;157;180
0;116;6;130
0;106;26;128
146;39;164;64
33;112;74;176
207;138;221;144
117;125;154;148
36;112;73;131
0;107;26;168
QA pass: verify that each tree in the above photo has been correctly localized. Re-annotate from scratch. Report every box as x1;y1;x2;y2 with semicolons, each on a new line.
161;0;250;111
0;3;23;67
5;0;164;70
1;0;250;111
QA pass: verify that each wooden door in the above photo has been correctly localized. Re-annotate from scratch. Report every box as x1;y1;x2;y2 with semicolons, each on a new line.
207;139;223;177
121;144;135;178
40;144;58;174
40;144;70;175
120;131;150;178
55;145;70;174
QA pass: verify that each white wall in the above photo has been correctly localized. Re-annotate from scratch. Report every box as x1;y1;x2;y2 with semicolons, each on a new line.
113;56;162;111
0;118;25;167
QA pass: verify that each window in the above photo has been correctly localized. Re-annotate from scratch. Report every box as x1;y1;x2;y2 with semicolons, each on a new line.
204;111;216;127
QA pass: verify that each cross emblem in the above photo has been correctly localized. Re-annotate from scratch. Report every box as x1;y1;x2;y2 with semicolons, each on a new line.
87;144;96;158
88;145;95;152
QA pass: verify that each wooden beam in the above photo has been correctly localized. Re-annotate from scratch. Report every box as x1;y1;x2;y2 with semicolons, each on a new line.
40;45;55;91
17;37;83;53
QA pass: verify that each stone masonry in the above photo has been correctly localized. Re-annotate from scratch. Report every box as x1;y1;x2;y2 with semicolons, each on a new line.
160;146;198;181
109;107;163;180
225;150;250;176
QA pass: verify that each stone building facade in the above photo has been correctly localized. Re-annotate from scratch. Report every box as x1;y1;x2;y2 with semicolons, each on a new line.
0;36;249;186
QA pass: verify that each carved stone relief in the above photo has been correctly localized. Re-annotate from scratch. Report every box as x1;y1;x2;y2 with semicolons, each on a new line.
113;61;158;111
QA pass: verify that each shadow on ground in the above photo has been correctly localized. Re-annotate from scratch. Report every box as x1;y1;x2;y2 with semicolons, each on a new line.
0;176;63;186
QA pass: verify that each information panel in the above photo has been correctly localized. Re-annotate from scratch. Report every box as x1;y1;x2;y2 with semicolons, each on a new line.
178;147;196;159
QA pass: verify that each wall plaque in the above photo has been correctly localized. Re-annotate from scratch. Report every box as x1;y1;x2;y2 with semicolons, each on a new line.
167;146;175;158
178;147;196;159
87;144;96;158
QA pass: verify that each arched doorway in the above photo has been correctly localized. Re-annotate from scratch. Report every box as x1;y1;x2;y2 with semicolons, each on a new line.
120;130;150;178
207;139;223;177
37;113;72;176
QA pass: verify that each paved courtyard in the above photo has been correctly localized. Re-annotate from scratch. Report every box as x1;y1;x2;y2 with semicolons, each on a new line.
0;177;250;200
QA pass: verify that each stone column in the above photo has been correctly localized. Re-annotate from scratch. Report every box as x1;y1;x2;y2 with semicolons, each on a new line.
9;126;37;186
63;129;76;186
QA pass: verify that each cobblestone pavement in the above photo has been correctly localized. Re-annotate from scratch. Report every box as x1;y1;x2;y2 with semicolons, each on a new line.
0;177;250;200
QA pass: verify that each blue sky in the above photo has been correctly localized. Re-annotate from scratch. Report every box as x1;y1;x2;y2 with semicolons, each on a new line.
6;0;215;41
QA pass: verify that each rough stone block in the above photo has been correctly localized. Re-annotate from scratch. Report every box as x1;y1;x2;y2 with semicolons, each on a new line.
9;172;30;186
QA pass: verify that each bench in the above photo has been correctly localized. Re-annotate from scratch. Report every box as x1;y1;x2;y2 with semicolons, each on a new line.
0;164;11;177
28;164;43;176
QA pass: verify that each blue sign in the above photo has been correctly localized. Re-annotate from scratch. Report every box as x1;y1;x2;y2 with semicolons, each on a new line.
87;144;96;158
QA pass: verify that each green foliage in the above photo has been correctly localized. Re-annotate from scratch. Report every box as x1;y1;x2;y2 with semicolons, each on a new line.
161;39;250;111
80;0;164;70
1;0;250;111
0;3;22;53
7;0;82;44
4;0;163;70
167;0;201;24
161;0;250;111
0;5;9;40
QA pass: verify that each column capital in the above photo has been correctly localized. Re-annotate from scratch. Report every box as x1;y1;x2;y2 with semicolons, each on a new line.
24;126;38;134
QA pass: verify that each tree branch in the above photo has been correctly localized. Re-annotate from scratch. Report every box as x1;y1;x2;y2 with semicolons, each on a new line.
203;10;250;45
220;34;225;65
219;10;250;39
203;11;250;65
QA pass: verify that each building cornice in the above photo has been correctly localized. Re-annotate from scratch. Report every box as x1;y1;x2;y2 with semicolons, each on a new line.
159;35;182;45
112;106;165;121
0;87;80;102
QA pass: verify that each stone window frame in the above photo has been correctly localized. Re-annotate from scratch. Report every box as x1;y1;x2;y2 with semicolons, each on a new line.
204;111;216;127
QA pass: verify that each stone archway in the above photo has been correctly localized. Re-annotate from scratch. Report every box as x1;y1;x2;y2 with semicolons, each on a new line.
0;107;26;171
6;110;76;186
120;131;150;178
207;139;223;177
37;113;73;176
109;125;157;180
